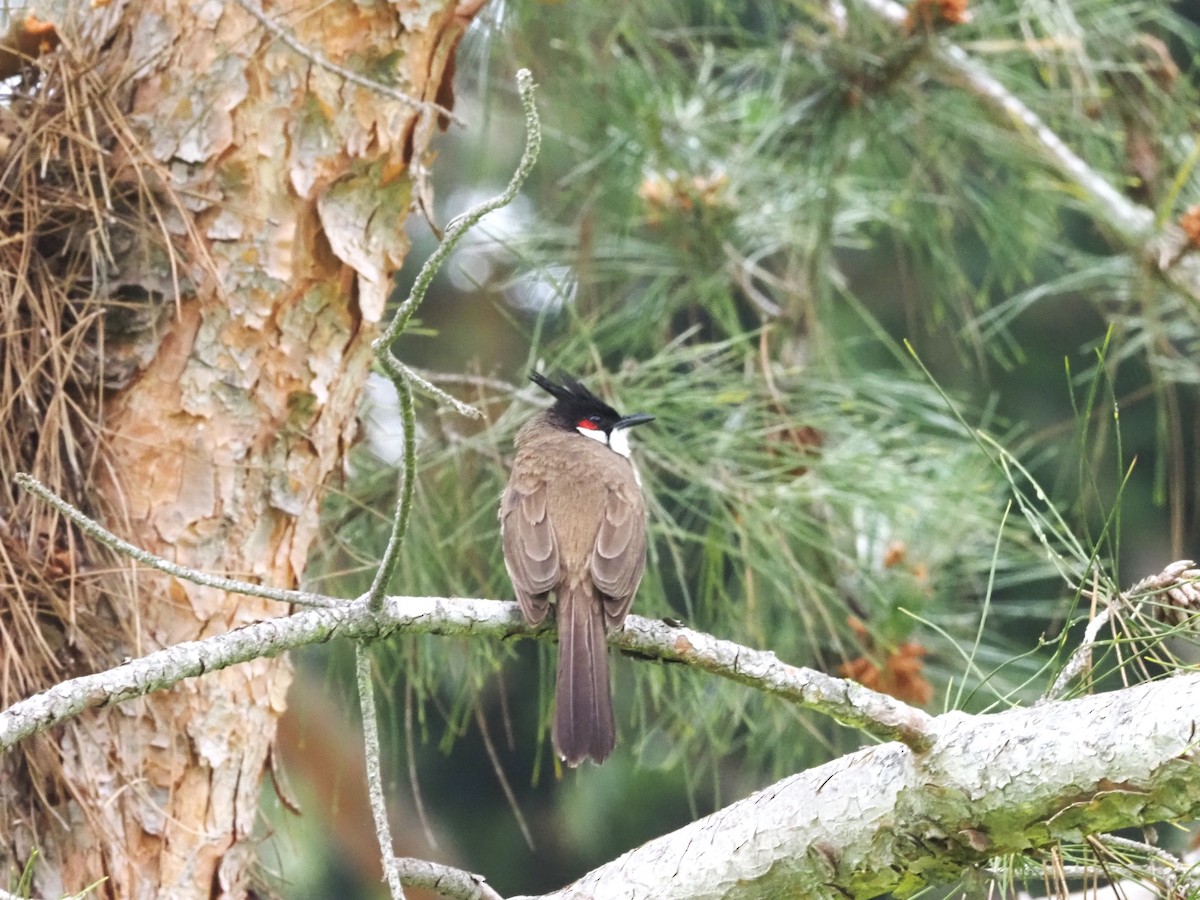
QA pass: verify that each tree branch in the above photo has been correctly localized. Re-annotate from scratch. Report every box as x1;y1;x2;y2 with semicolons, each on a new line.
620;615;934;750
14;472;334;608
0;591;931;755
366;68;541;610
394;857;504;900
515;674;1200;899
357;644;407;899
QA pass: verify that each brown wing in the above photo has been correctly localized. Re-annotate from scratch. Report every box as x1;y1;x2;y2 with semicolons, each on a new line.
500;479;560;624
590;482;647;628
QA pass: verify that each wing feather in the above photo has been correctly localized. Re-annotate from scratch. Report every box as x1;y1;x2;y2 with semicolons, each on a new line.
500;480;560;624
590;484;647;626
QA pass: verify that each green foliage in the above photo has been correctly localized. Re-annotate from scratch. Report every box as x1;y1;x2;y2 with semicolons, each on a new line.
301;0;1200;891
313;0;1200;773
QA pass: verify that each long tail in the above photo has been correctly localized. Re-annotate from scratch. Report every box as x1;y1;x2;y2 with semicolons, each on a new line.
553;583;615;766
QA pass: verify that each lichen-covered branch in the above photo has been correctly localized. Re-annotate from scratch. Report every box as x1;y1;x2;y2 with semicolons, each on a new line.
619;615;934;749
365;68;541;611
518;674;1200;900
14;473;334;608
0;596;929;755
394;858;504;900
356;644;407;900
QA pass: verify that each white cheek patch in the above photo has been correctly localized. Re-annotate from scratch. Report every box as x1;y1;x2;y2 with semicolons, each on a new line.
607;427;633;459
575;424;635;460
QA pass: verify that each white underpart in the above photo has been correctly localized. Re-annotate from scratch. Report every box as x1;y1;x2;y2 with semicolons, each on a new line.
576;424;634;459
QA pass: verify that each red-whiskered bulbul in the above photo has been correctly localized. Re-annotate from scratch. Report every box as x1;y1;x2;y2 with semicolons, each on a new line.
500;372;653;766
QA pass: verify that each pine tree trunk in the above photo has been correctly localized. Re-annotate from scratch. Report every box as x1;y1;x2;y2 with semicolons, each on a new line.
1;0;472;895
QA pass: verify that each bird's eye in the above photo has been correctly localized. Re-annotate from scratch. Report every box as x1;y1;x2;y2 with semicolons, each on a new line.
577;417;601;431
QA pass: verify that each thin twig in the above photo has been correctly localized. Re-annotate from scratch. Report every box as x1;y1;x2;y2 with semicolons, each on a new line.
1043;604;1111;701
407;369;518;396
1091;834;1187;871
356;644;406;899
233;0;460;125
396;360;484;419
724;241;786;318
365;69;541;611
374;69;541;350
1082;833;1200;898
365;372;416;611
1043;568;1112;702
933;41;1154;245
14;472;335;608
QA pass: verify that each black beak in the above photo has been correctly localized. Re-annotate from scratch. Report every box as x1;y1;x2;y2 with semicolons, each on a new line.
614;412;654;430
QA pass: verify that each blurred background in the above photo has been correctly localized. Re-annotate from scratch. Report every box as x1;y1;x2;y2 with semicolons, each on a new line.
261;1;1200;896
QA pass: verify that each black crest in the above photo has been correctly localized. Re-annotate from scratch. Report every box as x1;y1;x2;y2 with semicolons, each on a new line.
529;372;621;427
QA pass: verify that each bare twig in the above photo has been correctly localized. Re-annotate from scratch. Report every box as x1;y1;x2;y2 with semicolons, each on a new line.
407;369;518;396
405;679;440;851
724;241;786;318
1091;833;1188;872
374;69;541;352
1043;567;1111;702
14;472;334;609
473;701;534;849
1043;603;1112;702
357;644;407;899
366;69;541;612
1044;560;1200;701
364;371;417;612
396;360;485;419
932;41;1155;245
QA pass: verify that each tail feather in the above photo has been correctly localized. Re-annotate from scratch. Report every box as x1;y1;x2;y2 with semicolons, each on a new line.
553;585;615;766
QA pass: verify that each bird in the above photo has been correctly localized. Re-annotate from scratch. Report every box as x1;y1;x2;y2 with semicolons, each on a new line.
500;372;653;766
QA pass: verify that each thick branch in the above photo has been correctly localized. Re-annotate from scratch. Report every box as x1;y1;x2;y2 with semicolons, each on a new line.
395;858;503;900
519;674;1200;899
